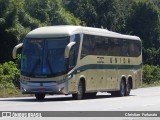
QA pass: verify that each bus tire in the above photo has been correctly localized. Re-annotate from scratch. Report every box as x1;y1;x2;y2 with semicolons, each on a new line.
125;81;131;96
35;93;45;100
118;80;126;97
72;80;84;100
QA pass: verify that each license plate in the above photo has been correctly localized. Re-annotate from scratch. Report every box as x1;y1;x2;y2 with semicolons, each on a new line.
38;88;45;92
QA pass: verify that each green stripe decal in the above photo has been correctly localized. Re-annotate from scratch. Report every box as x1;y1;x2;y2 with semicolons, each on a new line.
71;64;142;75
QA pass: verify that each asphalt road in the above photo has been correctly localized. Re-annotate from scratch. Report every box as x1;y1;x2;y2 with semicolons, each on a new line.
0;86;160;120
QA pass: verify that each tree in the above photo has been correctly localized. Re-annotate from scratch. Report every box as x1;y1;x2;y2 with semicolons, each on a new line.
67;0;132;32
24;0;50;23
0;0;82;63
24;0;82;26
126;0;160;65
93;0;132;32
67;0;97;27
0;0;18;62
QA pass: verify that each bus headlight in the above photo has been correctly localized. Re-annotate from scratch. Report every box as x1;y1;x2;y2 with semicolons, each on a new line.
57;75;72;84
57;79;67;84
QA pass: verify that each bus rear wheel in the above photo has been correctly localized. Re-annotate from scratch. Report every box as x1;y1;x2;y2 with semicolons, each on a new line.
125;81;131;96
72;80;84;100
111;80;126;97
118;80;126;97
35;93;45;100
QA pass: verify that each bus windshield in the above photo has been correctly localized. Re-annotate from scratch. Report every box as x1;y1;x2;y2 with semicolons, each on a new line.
21;37;69;77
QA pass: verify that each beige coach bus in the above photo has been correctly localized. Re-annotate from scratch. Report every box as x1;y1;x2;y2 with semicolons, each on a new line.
13;25;142;100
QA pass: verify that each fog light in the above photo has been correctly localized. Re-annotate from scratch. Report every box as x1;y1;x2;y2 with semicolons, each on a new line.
22;87;27;92
59;87;64;92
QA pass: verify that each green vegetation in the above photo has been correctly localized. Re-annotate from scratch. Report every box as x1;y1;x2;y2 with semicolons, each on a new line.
0;61;21;97
143;65;160;87
0;0;160;97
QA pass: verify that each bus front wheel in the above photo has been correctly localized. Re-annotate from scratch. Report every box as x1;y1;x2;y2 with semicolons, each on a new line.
72;80;84;100
35;93;45;100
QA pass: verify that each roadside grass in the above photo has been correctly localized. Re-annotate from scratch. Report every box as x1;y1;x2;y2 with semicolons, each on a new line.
142;81;160;88
0;87;22;98
0;87;33;98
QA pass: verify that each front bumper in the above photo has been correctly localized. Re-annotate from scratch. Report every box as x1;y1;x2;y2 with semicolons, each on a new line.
20;81;69;94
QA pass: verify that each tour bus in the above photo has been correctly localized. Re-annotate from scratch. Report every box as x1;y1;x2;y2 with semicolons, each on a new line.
13;25;142;100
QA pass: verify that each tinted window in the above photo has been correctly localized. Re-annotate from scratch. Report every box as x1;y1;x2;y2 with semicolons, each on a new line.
69;34;81;69
21;37;69;77
81;35;93;58
81;34;141;59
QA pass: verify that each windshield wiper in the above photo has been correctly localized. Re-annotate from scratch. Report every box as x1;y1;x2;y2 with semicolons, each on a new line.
46;55;53;74
31;58;40;75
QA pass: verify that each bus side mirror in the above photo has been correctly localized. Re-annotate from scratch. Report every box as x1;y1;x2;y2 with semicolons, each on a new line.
64;42;76;58
12;43;23;59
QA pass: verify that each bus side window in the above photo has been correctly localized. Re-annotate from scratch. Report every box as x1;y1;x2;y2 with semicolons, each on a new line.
122;40;129;56
81;35;92;58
